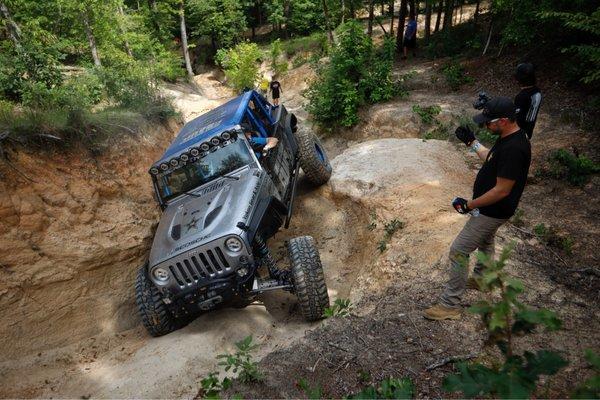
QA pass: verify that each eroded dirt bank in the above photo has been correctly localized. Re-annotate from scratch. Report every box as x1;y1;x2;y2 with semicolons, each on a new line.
0;120;180;361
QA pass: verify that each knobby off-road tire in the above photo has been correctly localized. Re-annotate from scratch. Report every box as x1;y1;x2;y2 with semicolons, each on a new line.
135;265;183;337
289;236;330;321
295;129;332;186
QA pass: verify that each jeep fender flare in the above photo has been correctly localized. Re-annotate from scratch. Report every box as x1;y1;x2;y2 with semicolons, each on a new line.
247;196;287;244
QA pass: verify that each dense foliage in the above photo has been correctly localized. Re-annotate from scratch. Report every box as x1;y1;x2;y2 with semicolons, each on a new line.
306;20;395;128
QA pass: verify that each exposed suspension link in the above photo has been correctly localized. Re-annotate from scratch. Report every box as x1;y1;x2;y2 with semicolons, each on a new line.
253;234;289;282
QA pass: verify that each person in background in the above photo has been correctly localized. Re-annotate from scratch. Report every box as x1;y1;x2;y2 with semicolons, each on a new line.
514;63;542;140
402;15;418;60
269;77;282;107
424;97;531;321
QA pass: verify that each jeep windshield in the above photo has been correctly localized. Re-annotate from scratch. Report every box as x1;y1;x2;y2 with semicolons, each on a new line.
155;139;254;202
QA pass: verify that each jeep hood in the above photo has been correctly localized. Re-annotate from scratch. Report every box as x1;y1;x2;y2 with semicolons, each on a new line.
149;167;261;267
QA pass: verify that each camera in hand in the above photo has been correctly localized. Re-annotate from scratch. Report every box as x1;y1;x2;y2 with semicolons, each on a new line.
473;91;491;110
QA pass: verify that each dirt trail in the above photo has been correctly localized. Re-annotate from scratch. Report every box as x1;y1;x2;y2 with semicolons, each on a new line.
3;56;596;398
0;69;374;398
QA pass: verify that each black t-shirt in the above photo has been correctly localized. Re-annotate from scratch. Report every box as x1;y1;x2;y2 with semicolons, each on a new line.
473;130;531;219
514;86;542;139
270;81;281;98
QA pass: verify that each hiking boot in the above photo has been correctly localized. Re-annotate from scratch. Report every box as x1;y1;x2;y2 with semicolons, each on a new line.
424;304;461;320
467;277;481;291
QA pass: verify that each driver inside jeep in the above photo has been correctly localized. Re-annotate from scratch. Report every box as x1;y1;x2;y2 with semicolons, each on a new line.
241;122;278;158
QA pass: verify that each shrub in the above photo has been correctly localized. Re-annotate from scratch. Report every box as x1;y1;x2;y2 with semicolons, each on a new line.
412;104;442;125
0;39;63;102
440;61;474;91
547;148;600;186
324;298;353;317
270;39;288;76
216;42;262;92
443;244;567;398
282;32;328;58
306;21;394;129
347;377;414;399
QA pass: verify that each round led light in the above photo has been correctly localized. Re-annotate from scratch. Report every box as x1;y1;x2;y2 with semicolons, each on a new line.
225;237;243;252
160;163;169;171
150;167;159;175
180;153;189;162
221;131;231;140
200;142;210;152
210;137;220;146
169;158;178;167
190;148;200;157
153;267;170;282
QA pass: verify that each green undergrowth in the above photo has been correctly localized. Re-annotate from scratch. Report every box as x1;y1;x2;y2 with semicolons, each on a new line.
545;149;600;186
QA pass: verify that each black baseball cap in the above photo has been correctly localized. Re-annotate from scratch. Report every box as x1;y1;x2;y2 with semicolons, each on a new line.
473;97;516;124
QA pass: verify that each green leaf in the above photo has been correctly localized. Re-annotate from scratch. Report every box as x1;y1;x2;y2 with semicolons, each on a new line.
505;277;524;292
468;301;492;315
525;350;568;377
584;349;600;371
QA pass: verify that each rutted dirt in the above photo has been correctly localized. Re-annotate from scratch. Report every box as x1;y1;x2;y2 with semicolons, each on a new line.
1;53;598;399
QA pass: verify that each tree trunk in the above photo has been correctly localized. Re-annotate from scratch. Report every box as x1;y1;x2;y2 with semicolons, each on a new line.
381;0;385;15
350;2;355;18
117;5;133;57
368;0;375;36
321;0;334;44
395;0;408;52
442;0;453;30
82;9;101;67
179;0;194;77
341;0;345;23
474;0;480;24
283;0;291;39
433;0;444;33
409;0;416;18
0;2;22;47
424;0;431;42
147;0;160;35
482;18;493;55
389;0;394;35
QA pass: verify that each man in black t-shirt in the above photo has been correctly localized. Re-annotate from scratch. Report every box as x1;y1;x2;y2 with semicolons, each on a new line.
514;63;542;139
269;78;282;107
425;97;531;321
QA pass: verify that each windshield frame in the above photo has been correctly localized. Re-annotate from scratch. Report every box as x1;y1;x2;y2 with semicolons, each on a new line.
153;135;259;205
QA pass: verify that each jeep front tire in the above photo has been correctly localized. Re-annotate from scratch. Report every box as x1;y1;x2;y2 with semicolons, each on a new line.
289;236;330;321
135;265;183;337
295;129;332;186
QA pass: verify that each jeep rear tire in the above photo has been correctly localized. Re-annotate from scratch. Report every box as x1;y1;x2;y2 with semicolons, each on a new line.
295;129;332;186
135;265;183;337
289;236;330;321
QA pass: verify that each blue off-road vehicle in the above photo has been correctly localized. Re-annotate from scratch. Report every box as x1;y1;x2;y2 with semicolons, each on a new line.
135;90;332;336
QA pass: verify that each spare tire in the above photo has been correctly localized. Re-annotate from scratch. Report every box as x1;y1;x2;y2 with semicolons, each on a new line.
295;128;332;186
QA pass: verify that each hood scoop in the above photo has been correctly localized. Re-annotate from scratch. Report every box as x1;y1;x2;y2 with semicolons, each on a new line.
171;224;182;240
204;205;223;229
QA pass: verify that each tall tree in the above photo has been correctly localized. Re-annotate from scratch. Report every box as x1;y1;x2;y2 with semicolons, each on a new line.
81;6;102;66
321;0;334;44
117;4;134;57
442;0;453;30
179;0;194;76
424;0;432;42
474;0;480;24
434;0;442;32
389;0;394;35
368;0;375;36
395;0;408;52
0;1;21;47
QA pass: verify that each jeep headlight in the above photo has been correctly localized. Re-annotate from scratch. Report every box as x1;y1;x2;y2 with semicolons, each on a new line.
153;267;170;282
225;237;243;252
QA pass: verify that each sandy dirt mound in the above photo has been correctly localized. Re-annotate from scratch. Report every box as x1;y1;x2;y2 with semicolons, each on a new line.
329;138;475;297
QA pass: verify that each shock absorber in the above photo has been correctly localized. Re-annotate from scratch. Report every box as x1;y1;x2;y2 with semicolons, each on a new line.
253;234;286;281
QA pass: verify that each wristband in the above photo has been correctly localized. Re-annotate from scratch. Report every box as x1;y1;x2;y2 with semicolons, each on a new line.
470;141;482;153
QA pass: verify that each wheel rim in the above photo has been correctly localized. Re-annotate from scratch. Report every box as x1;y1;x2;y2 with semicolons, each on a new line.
315;142;326;163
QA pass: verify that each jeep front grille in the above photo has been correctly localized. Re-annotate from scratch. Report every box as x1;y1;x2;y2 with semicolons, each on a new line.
168;247;232;286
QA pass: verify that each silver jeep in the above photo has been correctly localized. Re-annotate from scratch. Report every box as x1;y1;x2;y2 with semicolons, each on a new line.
135;90;332;336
